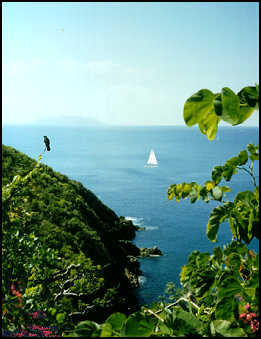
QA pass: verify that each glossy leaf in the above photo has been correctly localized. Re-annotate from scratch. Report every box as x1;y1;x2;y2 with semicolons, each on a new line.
217;276;242;300
211;320;246;337
72;320;101;337
123;312;156;337
183;89;215;127
223;165;236;181
237;150;248;165
183;85;259;140
215;297;237;321
206;203;233;242
237;105;255;125
100;323;113;337
221;87;240;125
56;312;66;323
175;308;202;335
213;246;223;265
212;186;223;201
247;143;259;161
238;86;259;108
213;93;222;116
105;312;126;333
197;110;220;140
226;252;241;271
211;166;223;184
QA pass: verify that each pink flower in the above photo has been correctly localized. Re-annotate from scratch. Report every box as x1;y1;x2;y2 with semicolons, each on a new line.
246;314;252;321
244;303;250;310
32;312;39;319
250;320;259;333
43;330;52;336
239;312;246;319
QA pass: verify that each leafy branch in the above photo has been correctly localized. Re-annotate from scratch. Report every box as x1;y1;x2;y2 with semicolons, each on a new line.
184;85;259;140
168;144;259;243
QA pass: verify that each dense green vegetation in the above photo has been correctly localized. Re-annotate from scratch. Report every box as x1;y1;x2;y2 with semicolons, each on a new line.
2;84;259;337
2;147;141;336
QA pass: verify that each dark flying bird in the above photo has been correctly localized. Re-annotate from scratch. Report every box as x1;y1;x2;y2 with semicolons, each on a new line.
44;136;51;151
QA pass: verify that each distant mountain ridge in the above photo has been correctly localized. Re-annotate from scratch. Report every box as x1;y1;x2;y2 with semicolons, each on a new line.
35;115;106;127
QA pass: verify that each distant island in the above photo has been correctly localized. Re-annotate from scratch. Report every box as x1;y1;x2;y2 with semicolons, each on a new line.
34;115;106;127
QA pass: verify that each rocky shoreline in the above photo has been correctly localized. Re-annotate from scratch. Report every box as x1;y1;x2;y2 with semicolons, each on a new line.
118;218;163;290
139;246;163;257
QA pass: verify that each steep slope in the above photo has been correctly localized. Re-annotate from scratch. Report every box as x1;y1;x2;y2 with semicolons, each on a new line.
2;145;141;325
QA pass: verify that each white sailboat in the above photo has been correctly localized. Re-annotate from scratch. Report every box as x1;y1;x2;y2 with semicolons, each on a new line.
145;149;158;167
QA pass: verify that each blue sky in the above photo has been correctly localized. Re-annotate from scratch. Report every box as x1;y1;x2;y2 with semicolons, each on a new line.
2;2;259;126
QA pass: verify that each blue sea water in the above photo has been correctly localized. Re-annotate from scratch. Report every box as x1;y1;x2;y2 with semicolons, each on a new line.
2;125;259;306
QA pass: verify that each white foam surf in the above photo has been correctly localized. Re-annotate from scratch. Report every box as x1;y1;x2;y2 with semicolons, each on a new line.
138;275;147;286
125;216;144;226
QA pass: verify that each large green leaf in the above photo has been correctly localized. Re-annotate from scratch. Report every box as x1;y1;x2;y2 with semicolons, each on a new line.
189;186;198;203
237;150;248;165
237;106;256;125
223;165;236;181
198;110;220;141
217;277;243;300
174;309;202;335
234;190;254;205
226;252;241;271
238;86;259;108
183;85;259;139
215;297;237;321
237;86;258;124
100;323;113;337
183;89;215;127
213;246;223;265
123;312;157;337
212;186;223;201
72;320;102;337
180;265;192;284
56;312;66;323
211;166;223;184
211;320;246;337
221;87;240;125
105;312;126;333
213;93;223;116
206;203;232;242
247;143;259;160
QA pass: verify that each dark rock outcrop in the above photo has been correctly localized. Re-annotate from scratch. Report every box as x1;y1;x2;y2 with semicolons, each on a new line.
139;246;163;257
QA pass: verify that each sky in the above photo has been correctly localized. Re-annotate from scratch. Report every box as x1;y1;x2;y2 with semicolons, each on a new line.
2;2;259;126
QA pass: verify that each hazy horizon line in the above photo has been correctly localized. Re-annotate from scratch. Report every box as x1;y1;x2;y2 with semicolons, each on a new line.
2;122;259;128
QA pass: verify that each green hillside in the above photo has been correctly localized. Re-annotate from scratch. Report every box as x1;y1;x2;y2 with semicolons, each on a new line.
2;145;141;332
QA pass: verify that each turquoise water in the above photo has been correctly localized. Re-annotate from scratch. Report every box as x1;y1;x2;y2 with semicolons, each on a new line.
3;124;259;306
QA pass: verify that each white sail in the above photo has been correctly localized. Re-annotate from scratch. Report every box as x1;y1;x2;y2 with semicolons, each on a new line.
145;149;158;167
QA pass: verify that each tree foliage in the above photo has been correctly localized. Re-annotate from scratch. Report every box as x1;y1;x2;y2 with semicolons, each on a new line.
2;148;140;335
168;143;259;243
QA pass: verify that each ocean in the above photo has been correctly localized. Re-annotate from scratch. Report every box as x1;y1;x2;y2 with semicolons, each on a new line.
2;124;259;306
